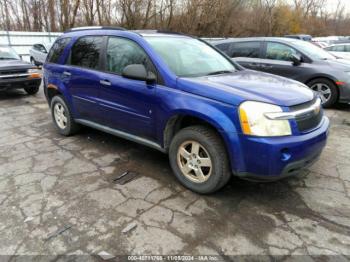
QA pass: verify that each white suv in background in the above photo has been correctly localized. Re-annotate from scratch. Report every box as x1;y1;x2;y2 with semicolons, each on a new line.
29;43;52;66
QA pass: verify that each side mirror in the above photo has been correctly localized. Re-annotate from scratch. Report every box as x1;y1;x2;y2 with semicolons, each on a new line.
122;64;156;83
290;54;302;66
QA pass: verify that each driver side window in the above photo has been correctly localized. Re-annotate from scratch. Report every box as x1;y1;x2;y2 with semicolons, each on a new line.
266;42;299;62
106;37;154;75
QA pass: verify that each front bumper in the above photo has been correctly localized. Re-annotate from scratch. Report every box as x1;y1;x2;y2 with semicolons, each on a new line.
338;82;350;103
0;78;41;91
234;116;330;181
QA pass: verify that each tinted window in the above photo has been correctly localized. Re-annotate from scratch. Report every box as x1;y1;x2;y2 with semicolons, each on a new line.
35;44;46;53
216;43;230;54
47;38;71;63
70;36;103;69
231;42;260;58
345;45;350;52
266;42;298;61
106;37;152;75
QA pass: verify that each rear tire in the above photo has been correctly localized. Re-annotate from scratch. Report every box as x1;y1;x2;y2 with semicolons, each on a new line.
307;78;338;108
24;85;40;95
169;125;231;194
51;95;80;136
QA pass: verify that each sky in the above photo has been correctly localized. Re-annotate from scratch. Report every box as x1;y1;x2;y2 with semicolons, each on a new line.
326;0;350;12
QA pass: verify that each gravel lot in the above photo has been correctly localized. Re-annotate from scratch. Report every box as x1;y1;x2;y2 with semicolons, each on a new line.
0;87;350;260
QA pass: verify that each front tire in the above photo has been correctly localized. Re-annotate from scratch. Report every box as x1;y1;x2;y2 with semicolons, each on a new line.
24;85;40;95
30;57;39;66
51;96;80;136
169;126;231;194
307;78;338;108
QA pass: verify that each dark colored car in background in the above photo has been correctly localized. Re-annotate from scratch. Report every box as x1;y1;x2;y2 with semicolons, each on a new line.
212;37;350;107
284;35;312;41
0;46;41;95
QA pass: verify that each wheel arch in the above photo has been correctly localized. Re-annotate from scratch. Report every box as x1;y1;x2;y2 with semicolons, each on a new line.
305;75;340;102
162;111;239;173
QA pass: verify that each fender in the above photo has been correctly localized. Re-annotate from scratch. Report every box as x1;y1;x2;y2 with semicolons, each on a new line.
45;76;79;117
156;92;243;173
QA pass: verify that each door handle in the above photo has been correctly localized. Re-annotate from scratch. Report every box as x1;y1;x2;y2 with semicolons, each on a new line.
100;80;111;86
63;71;71;76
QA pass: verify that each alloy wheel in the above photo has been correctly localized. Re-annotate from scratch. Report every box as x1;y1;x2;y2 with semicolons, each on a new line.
310;83;332;104
177;140;212;183
54;103;68;129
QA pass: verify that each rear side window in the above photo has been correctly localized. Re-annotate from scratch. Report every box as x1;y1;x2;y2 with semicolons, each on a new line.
47;38;71;64
216;43;230;54
70;36;103;70
231;42;260;58
334;45;345;52
106;37;152;75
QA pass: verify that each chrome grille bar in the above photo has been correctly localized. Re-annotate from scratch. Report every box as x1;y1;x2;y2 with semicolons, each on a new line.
265;98;322;120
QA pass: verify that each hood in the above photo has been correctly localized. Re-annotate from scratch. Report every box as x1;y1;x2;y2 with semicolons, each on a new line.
323;58;350;69
0;59;34;71
177;70;314;107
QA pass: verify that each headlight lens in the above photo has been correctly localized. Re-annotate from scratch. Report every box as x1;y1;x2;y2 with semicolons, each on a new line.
239;101;292;137
27;68;41;79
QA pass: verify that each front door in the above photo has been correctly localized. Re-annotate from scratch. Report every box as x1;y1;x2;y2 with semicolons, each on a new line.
97;36;158;140
259;41;310;80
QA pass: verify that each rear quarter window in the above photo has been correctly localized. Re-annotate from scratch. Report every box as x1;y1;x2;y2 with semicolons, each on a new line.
47;38;71;64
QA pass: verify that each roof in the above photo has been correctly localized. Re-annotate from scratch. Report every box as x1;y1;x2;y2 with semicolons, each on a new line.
63;27;190;38
210;37;304;45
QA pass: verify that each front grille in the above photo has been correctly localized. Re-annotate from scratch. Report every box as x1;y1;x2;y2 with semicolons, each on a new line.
0;69;29;80
289;98;323;132
0;69;27;75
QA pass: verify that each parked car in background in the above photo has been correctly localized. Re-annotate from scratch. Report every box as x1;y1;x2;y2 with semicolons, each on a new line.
29;43;52;66
212;37;350;107
285;35;312;41
0;46;41;94
312;41;329;48
44;27;329;194
324;44;350;60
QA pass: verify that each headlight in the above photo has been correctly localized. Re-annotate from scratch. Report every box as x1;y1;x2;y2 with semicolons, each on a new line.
239;101;292;137
27;68;41;79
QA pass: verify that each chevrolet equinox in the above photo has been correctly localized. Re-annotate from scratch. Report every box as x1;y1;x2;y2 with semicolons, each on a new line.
43;27;329;194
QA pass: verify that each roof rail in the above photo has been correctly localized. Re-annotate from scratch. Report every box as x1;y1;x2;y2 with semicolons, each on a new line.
156;30;185;35
65;26;127;33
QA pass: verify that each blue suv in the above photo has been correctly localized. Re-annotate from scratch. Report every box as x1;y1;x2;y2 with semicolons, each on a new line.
43;27;330;194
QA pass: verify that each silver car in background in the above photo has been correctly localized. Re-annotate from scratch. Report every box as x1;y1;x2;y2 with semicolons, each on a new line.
324;44;350;60
29;43;52;66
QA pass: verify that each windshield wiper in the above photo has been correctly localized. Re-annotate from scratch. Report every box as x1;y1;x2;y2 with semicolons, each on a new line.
206;70;234;76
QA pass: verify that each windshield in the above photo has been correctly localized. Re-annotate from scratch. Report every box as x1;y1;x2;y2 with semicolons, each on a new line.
292;40;336;60
0;47;20;60
145;36;237;77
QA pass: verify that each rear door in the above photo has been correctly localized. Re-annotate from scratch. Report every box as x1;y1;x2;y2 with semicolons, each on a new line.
258;41;312;80
63;35;104;122
229;41;264;71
